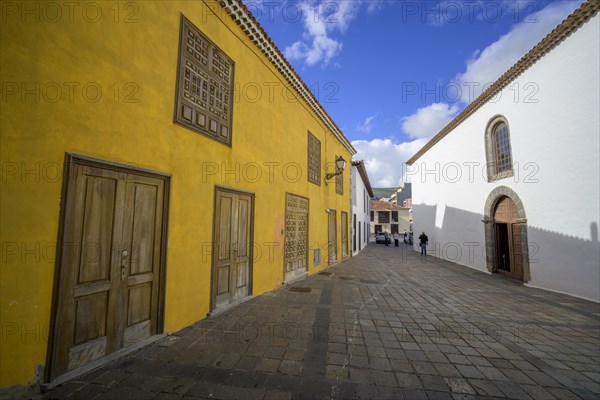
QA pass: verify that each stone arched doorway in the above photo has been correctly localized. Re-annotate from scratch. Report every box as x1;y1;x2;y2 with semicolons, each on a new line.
483;187;531;282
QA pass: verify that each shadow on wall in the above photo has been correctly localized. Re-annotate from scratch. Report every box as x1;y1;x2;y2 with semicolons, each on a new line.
412;204;489;269
412;203;600;302
527;222;600;302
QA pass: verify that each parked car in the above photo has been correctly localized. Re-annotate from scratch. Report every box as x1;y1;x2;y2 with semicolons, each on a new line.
376;232;386;244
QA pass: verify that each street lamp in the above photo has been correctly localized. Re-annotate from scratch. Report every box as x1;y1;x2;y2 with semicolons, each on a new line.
324;156;346;184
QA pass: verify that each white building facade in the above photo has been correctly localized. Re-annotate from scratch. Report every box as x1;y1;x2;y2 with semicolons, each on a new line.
407;2;599;302
351;161;374;255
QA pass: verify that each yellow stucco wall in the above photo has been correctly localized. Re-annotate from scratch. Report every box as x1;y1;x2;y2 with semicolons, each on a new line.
0;0;353;388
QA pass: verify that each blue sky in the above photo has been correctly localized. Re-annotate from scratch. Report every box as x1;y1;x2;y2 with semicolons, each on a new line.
242;0;584;187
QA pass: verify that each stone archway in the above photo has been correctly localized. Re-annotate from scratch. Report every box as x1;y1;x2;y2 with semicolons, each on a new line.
483;186;531;282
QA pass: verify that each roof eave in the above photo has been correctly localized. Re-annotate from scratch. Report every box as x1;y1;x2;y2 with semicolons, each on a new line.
407;0;599;165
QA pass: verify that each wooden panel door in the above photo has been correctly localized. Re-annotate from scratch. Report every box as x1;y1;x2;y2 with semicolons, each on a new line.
341;212;348;258
511;223;524;280
494;196;523;281
284;194;309;283
353;214;356;253
328;210;337;264
213;189;253;310
51;161;166;380
358;221;361;251
121;175;165;346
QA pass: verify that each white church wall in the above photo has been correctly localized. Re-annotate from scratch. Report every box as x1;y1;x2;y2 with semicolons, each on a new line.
411;13;599;301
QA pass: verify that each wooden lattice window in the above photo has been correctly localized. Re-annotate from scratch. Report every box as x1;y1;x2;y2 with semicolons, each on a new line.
378;211;389;223
175;15;235;146
307;132;321;185
494;122;512;173
392;211;398;222
336;169;343;195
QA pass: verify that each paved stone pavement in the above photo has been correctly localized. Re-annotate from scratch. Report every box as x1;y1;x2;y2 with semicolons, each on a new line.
39;243;600;400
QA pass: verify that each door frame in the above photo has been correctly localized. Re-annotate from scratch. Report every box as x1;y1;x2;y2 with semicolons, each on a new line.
46;153;171;383
483;186;530;282
210;185;255;312
327;209;337;265
341;211;349;259
283;192;309;284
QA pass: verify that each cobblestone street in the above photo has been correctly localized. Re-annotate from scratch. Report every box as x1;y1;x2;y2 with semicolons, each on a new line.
40;243;600;400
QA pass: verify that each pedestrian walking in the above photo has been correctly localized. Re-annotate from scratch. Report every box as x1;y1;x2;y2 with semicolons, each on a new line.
384;232;390;246
393;232;399;247
403;230;407;243
419;231;428;256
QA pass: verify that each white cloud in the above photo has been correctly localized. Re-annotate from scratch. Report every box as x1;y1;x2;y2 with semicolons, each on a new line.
356;115;377;134
401;103;458;139
396;1;581;141
284;0;382;66
453;0;582;103
352;138;429;187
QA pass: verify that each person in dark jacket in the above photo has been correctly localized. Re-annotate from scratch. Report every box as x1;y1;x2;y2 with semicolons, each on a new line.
418;232;428;255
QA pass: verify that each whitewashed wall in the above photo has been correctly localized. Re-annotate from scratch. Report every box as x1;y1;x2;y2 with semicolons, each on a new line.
351;166;371;255
411;14;600;302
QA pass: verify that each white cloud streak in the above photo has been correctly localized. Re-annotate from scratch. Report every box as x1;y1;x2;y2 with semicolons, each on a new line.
453;0;582;103
356;115;377;134
284;0;382;66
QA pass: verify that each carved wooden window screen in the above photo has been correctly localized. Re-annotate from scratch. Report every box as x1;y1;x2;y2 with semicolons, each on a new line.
307;132;321;185
284;194;309;276
175;16;235;146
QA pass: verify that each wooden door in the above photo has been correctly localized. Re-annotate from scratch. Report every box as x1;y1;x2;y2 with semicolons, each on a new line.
213;188;253;310
493;196;523;280
121;174;165;346
284;194;309;283
353;214;356;253
50;160;166;380
341;212;348;258
328;210;337;264
358;221;361;251
511;223;524;280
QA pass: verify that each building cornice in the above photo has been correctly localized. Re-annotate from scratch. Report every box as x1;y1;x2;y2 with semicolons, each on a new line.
352;160;374;197
219;0;356;155
407;0;599;165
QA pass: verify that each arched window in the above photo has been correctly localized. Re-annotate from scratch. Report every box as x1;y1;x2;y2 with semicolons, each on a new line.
485;115;514;181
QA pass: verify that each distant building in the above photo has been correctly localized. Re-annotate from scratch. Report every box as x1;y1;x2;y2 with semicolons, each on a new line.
351;161;374;255
370;201;411;237
396;183;412;206
408;1;599;302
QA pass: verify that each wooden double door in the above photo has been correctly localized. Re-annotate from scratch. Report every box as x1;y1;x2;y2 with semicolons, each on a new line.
212;188;254;310
493;196;524;281
49;157;168;381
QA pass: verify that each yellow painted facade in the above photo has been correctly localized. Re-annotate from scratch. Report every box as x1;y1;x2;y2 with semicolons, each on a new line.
0;0;354;388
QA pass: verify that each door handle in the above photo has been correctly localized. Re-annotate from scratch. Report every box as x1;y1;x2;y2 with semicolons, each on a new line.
121;250;128;281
